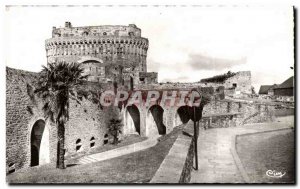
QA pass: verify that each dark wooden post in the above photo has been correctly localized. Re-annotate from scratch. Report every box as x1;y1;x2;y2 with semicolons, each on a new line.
194;106;198;170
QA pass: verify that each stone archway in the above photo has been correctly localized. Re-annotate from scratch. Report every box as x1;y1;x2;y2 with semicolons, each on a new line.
174;106;190;127
30;119;50;167
147;105;166;135
77;56;104;64
124;105;140;135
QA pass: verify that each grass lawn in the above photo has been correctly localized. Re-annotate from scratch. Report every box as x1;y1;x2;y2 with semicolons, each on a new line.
7;125;184;184
236;129;295;183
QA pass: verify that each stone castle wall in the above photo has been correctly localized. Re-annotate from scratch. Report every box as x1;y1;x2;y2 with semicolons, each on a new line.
135;82;205;91
65;97;109;158
201;71;252;95
135;71;252;95
53;23;142;38
200;99;275;128
6;67;112;173
223;71;252;94
6;67;57;172
138;72;158;84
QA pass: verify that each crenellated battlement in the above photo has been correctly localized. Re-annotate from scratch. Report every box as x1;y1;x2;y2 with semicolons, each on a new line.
52;23;141;38
45;36;148;47
45;36;148;64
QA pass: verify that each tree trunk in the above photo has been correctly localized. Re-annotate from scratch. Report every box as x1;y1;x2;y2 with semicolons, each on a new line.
56;122;65;169
113;136;117;145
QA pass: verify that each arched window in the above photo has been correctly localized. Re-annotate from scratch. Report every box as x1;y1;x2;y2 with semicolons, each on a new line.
90;137;95;148
104;134;109;145
76;139;82;152
8;163;15;174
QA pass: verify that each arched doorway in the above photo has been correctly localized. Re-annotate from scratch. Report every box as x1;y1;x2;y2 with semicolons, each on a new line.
30;119;50;166
125;105;140;135
31;146;39;166
175;106;190;127
147;105;166;135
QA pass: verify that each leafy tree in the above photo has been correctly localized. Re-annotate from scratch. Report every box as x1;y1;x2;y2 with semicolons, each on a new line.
106;106;123;145
34;62;87;169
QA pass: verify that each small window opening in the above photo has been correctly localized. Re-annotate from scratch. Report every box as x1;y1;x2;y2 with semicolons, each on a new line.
8;163;15;174
212;118;216;124
233;83;237;88
76;139;82;152
90;137;95;148
239;102;242;109
129;32;135;36
104;134;109;145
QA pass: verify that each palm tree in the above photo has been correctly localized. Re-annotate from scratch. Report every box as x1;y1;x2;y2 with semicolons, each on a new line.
34;62;87;169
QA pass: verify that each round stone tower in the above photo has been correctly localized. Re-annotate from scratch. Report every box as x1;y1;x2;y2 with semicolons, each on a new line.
45;22;149;85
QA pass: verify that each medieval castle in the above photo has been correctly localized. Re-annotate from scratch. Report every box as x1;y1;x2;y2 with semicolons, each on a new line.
45;22;157;87
6;22;274;174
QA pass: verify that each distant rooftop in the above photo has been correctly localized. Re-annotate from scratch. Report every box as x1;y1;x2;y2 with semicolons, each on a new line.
258;85;275;94
275;76;294;89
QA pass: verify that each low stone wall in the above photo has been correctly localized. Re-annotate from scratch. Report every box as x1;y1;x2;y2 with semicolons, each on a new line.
201;99;275;128
200;113;242;129
150;122;195;183
274;105;294;117
179;129;195;183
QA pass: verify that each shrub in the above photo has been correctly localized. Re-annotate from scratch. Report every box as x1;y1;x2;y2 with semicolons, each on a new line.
106;106;123;145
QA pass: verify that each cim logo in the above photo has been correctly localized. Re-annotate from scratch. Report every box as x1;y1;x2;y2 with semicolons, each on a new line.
266;170;286;178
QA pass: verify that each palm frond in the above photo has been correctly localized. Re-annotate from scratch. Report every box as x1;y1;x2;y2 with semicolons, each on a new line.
35;61;86;125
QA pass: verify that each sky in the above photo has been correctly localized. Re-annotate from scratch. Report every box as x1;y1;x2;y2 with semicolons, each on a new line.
4;5;294;92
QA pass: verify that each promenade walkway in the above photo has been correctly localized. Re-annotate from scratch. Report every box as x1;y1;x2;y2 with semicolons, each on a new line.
190;116;294;183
